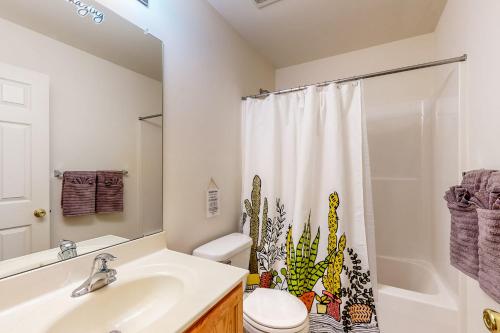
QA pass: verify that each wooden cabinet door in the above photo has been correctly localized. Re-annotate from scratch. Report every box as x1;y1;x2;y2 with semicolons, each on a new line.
186;284;243;333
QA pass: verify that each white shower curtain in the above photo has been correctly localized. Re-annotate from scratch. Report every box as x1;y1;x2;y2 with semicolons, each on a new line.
241;83;379;332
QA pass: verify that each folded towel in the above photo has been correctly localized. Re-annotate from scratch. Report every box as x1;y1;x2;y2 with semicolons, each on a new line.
445;171;500;283
462;169;496;193
444;183;482;279
485;172;500;209
477;208;500;303
96;171;124;214
486;171;500;190
447;202;479;279
444;186;473;208
490;189;500;210
61;171;96;217
470;191;490;209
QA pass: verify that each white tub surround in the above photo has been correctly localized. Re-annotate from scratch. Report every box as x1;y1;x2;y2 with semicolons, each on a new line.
0;232;248;332
376;256;459;333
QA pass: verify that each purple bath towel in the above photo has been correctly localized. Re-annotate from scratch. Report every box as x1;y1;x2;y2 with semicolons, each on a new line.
61;171;97;217
462;169;496;193
96;171;124;214
445;186;480;279
486;172;500;209
477;208;500;303
469;172;500;210
444;186;473;208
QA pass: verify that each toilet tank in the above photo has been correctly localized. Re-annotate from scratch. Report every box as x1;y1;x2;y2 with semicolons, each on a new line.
192;233;252;269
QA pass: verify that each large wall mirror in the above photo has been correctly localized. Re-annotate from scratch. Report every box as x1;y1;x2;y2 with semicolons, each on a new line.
0;0;163;279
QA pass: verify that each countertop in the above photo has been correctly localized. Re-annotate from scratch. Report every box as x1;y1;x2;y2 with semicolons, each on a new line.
0;236;248;332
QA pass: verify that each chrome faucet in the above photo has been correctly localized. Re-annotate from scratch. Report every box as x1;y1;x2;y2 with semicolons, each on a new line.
58;239;77;260
71;253;117;297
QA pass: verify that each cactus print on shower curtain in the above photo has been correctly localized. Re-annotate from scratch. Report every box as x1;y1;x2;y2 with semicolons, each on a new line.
242;176;378;333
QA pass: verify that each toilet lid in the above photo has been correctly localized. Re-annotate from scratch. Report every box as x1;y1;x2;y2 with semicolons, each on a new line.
243;288;308;329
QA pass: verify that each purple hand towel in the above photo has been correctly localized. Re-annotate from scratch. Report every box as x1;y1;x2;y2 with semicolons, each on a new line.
96;171;124;214
61;171;96;217
445;186;480;279
477;208;500;303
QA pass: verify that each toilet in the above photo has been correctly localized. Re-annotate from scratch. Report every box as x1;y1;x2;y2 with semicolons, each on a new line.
193;233;309;333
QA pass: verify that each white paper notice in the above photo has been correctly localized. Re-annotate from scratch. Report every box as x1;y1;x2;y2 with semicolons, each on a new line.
207;179;220;218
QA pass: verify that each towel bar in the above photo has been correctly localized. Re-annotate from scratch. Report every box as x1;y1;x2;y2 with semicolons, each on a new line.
53;170;129;179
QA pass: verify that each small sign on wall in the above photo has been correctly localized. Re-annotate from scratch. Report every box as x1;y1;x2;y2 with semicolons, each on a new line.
206;178;220;218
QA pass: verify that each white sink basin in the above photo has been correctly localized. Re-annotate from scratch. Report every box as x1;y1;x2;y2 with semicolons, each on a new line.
0;248;247;333
48;275;183;333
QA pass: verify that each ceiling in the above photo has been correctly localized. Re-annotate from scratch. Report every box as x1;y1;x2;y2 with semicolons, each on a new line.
207;0;447;68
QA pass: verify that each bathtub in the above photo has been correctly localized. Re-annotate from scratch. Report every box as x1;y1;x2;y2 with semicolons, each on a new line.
376;256;459;333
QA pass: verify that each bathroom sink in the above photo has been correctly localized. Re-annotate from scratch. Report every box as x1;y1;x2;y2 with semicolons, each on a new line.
48;275;184;333
0;248;247;333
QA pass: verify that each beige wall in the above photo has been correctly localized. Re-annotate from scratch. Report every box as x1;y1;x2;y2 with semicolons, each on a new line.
95;0;275;254
435;1;500;332
276;33;436;90
0;17;162;246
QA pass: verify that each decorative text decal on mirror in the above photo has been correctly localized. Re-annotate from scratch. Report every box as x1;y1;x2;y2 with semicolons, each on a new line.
65;0;105;24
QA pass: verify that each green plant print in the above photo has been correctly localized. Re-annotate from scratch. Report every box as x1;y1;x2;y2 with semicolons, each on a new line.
244;175;269;274
315;294;331;305
285;214;329;298
341;248;377;332
257;199;287;272
323;192;346;297
270;267;288;290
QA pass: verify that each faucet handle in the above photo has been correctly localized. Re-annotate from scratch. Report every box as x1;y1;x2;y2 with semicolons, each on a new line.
94;253;117;271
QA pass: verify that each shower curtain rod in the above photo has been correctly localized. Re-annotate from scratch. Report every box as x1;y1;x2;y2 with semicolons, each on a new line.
242;54;467;100
138;113;163;121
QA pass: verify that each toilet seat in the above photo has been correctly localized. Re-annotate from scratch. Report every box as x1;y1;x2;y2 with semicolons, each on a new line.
243;288;309;333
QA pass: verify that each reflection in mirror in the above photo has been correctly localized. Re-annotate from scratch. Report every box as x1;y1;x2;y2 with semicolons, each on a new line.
0;0;163;279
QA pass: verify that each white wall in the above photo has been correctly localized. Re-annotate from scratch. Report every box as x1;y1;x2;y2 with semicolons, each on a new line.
435;1;500;332
0;17;162;245
95;0;275;254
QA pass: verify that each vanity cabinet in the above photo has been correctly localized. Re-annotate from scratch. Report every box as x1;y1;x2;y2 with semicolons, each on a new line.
186;284;243;333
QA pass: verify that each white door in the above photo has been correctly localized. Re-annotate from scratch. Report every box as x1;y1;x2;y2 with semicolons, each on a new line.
0;62;50;261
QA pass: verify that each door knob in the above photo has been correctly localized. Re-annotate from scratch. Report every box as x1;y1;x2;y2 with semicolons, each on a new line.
484;309;500;332
34;208;47;218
